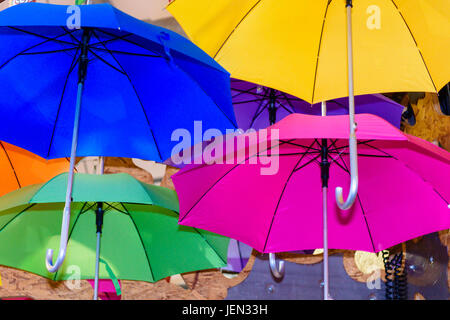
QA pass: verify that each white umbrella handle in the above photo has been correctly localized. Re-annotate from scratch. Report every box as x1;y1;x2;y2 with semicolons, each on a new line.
46;80;84;272
45;27;90;273
269;253;285;279
335;1;359;211
46;204;72;272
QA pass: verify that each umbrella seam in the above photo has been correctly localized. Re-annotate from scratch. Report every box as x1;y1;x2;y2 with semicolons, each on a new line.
333;150;377;252
29;173;67;204
20;47;79;56
212;0;262;60
0;142;21;189
172;63;239;129
390;0;437;92
179;139;291;223
46;44;81;159
0;203;36;234
0;27;78;71
279;92;300;113
95;29;167;57
231;85;261;99
311;0;332;103
251;101;271;128
90;30;164;161
249;94;269;128
120;203;156;282
360;141;449;205
133;179;155;206
7;27;78;47
96;27;227;75
86;48;127;75
190;222;228;265
52;202;87;281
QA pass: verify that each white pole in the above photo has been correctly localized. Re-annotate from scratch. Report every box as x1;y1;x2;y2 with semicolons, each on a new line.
45;82;84;273
94;232;101;300
93;157;105;300
321;101;330;300
323;186;329;300
335;1;359;210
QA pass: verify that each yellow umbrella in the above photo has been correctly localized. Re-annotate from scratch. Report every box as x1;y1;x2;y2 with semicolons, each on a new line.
168;0;449;299
168;0;448;103
168;0;449;213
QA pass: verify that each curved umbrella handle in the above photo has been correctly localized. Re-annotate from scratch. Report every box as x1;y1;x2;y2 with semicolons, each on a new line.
45;204;71;273
269;253;285;279
335;132;358;210
45;81;84;273
335;1;359;211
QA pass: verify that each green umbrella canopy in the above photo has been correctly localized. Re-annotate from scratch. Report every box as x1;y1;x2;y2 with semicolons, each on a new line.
0;173;229;282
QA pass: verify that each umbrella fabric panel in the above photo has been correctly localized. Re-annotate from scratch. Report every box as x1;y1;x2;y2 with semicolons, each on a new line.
0;184;43;212
313;0;435;101
231;79;404;130
170;0;327;102
0;31;81;159
176;152;304;252
0;142;69;196
20;173;174;206
174;135;449;253
53;203;154;282
0;202;84;279
378;137;450;201
270;114;406;141
265;140;449;253
0;4;236;162
0;3;227;73
0;147;22;194
0;26;232;160
168;0;448;103
127;204;228;282
0;172;181;215
393;0;450;91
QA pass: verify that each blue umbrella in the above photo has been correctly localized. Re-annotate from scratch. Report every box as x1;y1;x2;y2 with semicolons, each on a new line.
0;3;236;275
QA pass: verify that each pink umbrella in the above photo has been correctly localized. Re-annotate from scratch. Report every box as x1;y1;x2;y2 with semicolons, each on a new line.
172;113;449;299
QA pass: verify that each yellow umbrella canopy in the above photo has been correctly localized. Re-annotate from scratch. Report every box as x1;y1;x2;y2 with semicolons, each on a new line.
168;0;449;104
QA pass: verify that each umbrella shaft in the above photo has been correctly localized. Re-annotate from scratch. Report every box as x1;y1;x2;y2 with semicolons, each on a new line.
346;5;355;123
321;139;330;300
323;186;329;300
94;203;104;300
94;232;101;300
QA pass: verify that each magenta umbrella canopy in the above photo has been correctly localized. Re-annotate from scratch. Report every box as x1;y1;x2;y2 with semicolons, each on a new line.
172;114;449;254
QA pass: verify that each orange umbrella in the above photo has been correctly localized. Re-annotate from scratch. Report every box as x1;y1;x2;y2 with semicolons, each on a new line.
0;141;69;197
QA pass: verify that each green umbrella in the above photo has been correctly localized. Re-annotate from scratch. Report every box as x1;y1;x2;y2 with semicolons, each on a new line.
0;173;229;299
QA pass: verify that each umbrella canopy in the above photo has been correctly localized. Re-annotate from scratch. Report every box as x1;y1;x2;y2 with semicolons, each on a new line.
0;173;229;282
0;141;69;197
0;2;237;273
0;2;236;161
172;113;450;254
168;0;449;103
231;79;404;130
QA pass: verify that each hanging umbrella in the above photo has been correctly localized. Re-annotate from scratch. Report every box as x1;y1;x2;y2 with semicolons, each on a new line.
0;172;230;300
172;113;450;299
0;3;236;273
168;0;448;104
0;141;69;197
231;79;404;130
168;0;450;215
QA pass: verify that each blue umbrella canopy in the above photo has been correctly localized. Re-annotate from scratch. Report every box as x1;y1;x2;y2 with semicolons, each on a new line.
0;2;237;275
0;3;237;161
